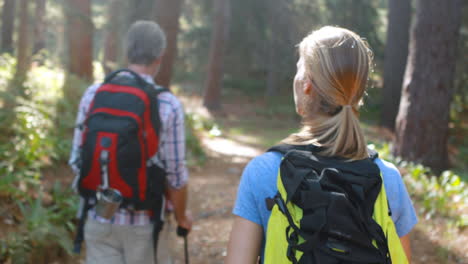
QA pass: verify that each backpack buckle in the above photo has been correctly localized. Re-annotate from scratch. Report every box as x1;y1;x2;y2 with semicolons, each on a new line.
265;197;275;211
100;150;110;189
100;150;109;164
265;195;287;213
275;195;287;214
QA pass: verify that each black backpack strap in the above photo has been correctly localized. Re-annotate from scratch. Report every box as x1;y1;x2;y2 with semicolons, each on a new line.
104;68;149;87
267;144;322;155
154;86;170;95
152;217;164;258
73;198;92;254
368;148;379;161
267;144;295;154
271;144;379;161
265;143;322;211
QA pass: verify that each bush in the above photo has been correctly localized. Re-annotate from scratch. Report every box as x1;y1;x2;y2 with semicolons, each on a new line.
185;113;212;167
0;188;77;264
370;143;468;229
0;57;78;263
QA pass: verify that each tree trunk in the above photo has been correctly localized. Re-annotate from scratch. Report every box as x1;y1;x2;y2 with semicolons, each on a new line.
265;40;279;97
130;0;155;22
203;0;231;110
265;0;294;97
103;0;124;75
33;0;47;55
265;0;281;97
4;0;30;115
1;0;15;54
14;0;31;86
154;0;184;88
393;0;463;173
65;0;93;81
381;0;411;130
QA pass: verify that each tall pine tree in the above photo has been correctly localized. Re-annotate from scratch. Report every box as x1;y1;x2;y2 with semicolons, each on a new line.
394;0;463;173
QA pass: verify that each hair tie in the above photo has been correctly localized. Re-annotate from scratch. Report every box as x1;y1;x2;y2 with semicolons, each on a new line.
339;105;354;114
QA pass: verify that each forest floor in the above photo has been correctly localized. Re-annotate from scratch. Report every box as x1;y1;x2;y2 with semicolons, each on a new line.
9;92;466;264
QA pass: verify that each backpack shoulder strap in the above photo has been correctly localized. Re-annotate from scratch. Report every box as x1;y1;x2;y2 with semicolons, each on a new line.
270;144;379;160
154;86;170;96
267;144;296;154
368;148;379;161
104;68;148;87
267;143;322;155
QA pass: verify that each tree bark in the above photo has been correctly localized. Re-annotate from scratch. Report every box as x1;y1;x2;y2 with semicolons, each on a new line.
4;0;30;115
65;0;93;81
14;0;31;86
381;0;411;130
103;0;124;75
394;0;463;173
154;0;184;88
130;0;155;22
203;0;230;110
265;0;294;97
33;0;47;55
1;0;15;54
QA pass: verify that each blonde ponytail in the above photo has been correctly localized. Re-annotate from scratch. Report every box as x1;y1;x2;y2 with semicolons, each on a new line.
284;26;372;161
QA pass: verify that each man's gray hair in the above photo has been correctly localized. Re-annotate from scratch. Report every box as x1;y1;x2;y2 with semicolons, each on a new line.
126;21;167;65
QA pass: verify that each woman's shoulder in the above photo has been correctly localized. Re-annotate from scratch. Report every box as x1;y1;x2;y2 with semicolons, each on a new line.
249;151;283;167
373;158;407;208
234;151;284;226
373;157;418;236
242;151;283;181
373;158;402;184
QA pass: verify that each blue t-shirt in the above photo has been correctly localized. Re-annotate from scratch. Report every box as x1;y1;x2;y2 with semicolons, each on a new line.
233;151;418;257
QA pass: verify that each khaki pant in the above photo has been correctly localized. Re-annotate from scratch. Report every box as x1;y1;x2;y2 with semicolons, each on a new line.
84;219;175;264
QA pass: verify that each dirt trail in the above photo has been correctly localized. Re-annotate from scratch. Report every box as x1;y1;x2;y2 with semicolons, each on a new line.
168;133;260;264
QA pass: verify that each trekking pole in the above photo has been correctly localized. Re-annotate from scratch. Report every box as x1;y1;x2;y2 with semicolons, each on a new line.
177;226;189;264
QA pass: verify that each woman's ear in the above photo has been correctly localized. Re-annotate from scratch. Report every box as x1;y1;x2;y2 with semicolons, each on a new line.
303;80;312;95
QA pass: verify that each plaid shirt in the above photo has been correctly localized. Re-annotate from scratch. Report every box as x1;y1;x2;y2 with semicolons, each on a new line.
69;73;188;225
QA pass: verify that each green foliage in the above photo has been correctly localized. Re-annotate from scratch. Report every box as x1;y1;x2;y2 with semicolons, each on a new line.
185;113;216;166
177;0;387;97
370;144;468;229
323;0;384;60
0;57;77;262
223;76;266;97
0;54;15;85
176;0;213;84
451;8;468;124
0;189;77;263
17;193;75;252
0;61;68;189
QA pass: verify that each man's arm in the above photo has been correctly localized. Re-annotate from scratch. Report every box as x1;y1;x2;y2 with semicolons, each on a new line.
157;95;192;231
166;185;191;230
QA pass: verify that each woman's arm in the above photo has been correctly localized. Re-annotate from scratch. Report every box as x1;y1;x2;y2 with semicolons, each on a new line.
226;216;263;264
400;233;412;263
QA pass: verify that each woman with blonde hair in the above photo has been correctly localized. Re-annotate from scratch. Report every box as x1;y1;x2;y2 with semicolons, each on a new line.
226;26;417;263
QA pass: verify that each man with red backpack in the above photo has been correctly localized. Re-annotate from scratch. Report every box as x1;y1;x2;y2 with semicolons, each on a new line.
69;20;192;264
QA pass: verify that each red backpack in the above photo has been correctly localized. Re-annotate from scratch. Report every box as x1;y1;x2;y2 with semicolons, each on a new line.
73;69;169;253
78;69;168;211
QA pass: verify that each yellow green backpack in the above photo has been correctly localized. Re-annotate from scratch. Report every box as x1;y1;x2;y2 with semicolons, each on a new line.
264;145;408;264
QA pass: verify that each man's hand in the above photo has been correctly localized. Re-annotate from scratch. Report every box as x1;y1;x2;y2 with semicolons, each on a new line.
176;211;193;235
167;185;192;234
